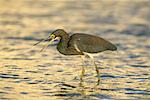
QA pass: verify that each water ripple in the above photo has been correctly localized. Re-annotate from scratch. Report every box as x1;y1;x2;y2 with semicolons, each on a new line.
0;73;19;79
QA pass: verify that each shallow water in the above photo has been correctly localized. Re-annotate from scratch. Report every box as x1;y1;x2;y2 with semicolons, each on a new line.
0;0;150;99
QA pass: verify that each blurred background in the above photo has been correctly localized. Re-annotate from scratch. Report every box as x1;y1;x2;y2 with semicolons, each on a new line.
0;0;149;99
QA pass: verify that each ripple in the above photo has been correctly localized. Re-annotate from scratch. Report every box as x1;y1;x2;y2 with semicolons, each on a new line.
90;94;112;99
131;77;149;81
121;24;150;36
0;97;10;100
53;93;81;97
101;88;120;91
124;88;149;95
125;74;140;77
60;83;76;88
2;36;41;41
25;70;39;73
130;65;149;68
4;58;34;60
3;87;13;91
0;91;8;94
20;92;28;94
0;73;19;79
128;54;140;58
4;65;18;68
27;80;43;84
101;74;125;78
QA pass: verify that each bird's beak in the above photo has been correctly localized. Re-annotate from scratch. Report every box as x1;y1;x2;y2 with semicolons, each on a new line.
33;34;55;46
46;34;61;44
44;35;54;42
44;34;56;42
33;34;60;52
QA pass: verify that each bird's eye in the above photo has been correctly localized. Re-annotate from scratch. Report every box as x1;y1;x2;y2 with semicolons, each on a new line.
50;34;55;39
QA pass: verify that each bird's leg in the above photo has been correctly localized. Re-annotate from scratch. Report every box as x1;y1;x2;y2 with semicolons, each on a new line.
80;64;85;87
79;56;85;87
86;53;100;85
83;52;100;85
93;60;100;85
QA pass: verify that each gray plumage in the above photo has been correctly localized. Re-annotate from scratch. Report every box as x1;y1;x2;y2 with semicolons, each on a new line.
51;29;117;55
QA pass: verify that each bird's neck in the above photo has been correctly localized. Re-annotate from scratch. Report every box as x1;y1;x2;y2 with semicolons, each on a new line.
57;34;69;54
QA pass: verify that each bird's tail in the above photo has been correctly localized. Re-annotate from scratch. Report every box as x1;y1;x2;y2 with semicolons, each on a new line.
107;43;117;51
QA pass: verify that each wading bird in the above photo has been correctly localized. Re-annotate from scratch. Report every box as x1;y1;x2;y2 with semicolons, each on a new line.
34;29;117;85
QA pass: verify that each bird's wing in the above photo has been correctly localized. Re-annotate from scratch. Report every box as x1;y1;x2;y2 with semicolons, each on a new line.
68;33;116;53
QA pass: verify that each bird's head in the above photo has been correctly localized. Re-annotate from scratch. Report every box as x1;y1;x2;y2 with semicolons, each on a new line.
41;29;65;44
33;29;66;52
45;29;68;43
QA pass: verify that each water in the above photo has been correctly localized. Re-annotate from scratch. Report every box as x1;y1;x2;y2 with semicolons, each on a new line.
0;0;149;99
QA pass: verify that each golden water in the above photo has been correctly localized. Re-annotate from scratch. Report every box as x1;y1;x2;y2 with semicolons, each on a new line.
0;0;149;99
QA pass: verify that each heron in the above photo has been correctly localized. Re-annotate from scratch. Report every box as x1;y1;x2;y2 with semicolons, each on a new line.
34;29;117;85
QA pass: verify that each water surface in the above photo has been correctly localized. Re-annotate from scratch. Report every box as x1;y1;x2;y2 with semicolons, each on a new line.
0;0;149;99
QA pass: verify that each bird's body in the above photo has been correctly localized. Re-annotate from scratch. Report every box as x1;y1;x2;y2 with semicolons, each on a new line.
34;29;117;86
54;30;117;55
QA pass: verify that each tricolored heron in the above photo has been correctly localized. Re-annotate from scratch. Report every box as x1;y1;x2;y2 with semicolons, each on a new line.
34;29;117;85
